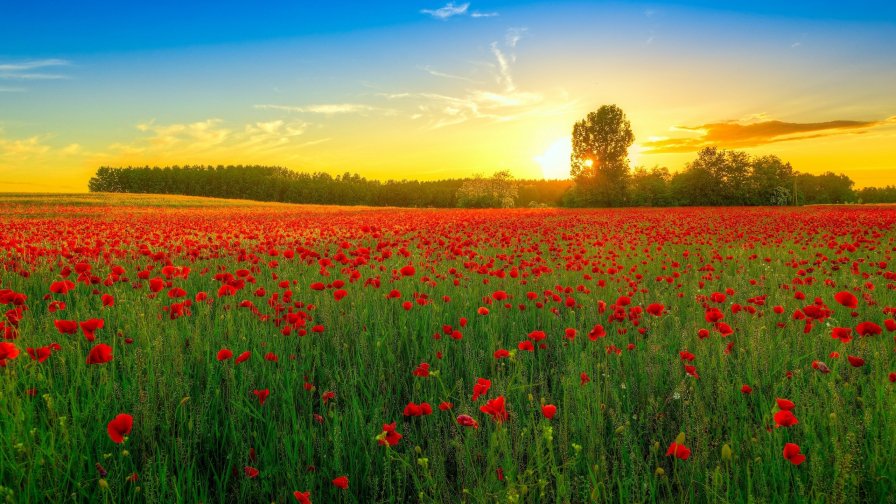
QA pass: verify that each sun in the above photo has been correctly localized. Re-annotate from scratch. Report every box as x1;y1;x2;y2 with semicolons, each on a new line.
535;137;572;180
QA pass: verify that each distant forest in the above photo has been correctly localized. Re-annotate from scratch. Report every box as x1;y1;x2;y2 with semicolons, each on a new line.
87;165;571;208
87;162;891;208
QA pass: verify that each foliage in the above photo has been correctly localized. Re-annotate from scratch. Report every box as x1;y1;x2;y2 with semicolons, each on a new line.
570;105;634;207
456;170;519;208
88;165;569;208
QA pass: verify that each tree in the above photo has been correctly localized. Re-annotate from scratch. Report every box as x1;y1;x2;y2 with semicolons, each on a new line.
570;105;634;207
629;166;672;206
456;170;518;208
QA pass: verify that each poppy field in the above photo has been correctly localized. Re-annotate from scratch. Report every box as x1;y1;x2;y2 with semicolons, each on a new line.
1;195;895;503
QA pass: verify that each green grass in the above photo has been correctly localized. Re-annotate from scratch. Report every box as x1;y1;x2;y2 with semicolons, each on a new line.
0;199;894;503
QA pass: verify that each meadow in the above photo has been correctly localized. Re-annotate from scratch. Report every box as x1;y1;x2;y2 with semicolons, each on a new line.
0;194;894;503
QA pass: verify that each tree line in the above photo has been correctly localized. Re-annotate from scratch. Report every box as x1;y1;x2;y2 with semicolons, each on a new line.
87;165;571;208
564;104;878;207
88;160;888;208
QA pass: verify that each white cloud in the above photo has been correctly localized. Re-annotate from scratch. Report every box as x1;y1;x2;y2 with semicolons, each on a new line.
419;65;481;83
505;27;527;48
471;11;498;18
254;103;381;115
490;43;515;92
421;2;470;19
0;135;52;157
0;59;71;81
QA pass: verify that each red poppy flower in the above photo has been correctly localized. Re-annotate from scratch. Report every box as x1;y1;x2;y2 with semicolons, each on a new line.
49;280;76;294
107;413;133;443
217;348;233;361
541;404;557;420
783;443;806;465
438;401;453;410
332;476;349;489
456;414;479;429
493;349;510;359
646;303;665;316
412;362;430;377
378;422;402;446
26;346;51;363
79;318;104;342
54;319;79;335
400;265;415;276
0;342;20;364
244;466;259;478
774;410;799;428
472;378;491;401
293;491;311;504
856;322;882;337
252;389;270;405
740;384;752;394
847;355;865;367
665;442;691;460
235;351;251;365
776;398;795;410
86;344;113;365
403;401;433;417
834;291;858;309
480;396;509;423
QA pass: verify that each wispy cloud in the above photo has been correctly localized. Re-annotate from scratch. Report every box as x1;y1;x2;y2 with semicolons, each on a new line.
505;27;527;49
418;65;481;83
254;103;382;115
0;135;52;157
0;59;71;81
421;2;469;19
642;116;896;153
421;2;496;20
380;27;573;129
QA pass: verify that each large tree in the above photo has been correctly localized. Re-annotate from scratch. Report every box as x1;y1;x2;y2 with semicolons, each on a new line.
570;105;634;206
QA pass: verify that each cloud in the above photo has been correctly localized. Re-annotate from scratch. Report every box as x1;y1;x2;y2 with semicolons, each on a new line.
421;2;469;19
254;103;381;115
0;59;70;81
505;27;527;48
380;33;570;129
0;135;51;157
99;117;320;162
642;116;896;153
419;65;481;83
490;43;515;92
421;2;496;20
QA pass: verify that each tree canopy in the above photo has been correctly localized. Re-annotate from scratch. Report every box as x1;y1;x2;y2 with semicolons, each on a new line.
570;105;634;207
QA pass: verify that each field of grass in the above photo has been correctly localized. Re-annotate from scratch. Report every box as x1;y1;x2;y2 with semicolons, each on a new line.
0;194;894;503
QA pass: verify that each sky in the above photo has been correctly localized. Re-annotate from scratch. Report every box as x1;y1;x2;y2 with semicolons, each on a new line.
1;1;895;192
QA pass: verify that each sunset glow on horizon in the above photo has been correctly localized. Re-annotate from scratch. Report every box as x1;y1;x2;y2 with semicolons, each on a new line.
1;1;895;192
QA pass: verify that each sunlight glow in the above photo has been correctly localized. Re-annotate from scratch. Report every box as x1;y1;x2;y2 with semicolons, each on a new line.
535;137;572;180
